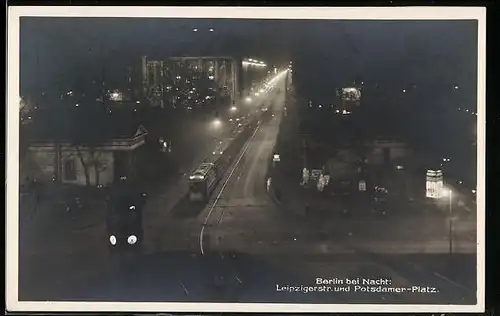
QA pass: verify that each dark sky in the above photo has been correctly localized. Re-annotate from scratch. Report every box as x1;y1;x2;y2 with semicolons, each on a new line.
20;17;478;105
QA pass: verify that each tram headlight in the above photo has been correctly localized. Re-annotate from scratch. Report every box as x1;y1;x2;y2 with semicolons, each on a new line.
109;235;117;245
127;235;138;245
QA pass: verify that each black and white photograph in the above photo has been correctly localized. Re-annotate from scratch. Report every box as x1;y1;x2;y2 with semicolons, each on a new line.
6;6;485;313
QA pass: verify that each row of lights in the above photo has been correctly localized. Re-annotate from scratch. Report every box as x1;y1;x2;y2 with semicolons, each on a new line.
193;28;215;32
402;85;460;93
244;70;287;104
243;59;267;67
457;107;478;116
438;157;476;195
307;100;352;115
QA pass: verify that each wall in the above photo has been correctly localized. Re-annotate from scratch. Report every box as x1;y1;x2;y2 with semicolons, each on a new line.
26;145;115;187
24;149;57;182
325;141;411;177
367;140;410;165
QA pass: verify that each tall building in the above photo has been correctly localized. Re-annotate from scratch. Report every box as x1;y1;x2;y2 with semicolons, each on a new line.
141;56;241;108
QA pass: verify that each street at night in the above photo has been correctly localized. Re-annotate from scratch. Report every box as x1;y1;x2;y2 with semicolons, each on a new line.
8;6;485;313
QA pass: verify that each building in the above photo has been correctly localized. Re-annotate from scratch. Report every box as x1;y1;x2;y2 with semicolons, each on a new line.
335;86;362;113
21;121;148;188
141;56;241;108
241;58;269;98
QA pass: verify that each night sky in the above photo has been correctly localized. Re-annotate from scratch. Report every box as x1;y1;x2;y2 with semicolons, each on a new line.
20;17;478;109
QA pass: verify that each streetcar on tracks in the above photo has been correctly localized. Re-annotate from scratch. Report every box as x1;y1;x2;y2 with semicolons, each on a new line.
188;162;219;202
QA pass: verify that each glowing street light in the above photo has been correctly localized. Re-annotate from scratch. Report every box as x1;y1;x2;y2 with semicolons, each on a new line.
212;118;222;128
193;28;198;32
245;97;252;103
209;28;214;32
230;106;237;112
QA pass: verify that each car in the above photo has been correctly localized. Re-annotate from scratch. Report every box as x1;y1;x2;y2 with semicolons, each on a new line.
106;195;144;254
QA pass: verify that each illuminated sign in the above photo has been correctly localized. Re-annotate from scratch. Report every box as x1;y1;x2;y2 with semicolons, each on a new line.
359;180;366;191
426;169;443;199
337;87;362;101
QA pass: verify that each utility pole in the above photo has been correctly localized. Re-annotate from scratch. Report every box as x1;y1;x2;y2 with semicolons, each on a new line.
448;190;453;257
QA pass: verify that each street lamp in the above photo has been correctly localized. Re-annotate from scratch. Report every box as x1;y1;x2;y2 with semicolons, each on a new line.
245;97;252;103
230;106;237;112
212;118;222;128
441;188;453;256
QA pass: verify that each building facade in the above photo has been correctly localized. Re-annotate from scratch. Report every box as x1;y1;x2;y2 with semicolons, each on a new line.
22;126;148;187
141;56;241;108
325;139;411;180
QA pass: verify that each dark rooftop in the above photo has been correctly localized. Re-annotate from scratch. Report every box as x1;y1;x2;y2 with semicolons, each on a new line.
22;111;147;143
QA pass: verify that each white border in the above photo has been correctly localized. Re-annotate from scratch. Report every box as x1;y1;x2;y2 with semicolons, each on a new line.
6;6;486;313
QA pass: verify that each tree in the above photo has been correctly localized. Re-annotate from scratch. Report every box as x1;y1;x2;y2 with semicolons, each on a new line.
65;97;109;187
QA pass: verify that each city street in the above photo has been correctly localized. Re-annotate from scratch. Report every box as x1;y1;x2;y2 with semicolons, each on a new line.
18;71;477;305
11;15;484;314
47;72;477;304
197;73;477;304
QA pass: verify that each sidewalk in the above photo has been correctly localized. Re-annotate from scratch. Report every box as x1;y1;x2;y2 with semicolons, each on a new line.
19;184;107;233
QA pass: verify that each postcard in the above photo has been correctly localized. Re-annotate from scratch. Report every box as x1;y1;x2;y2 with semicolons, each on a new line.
6;5;485;313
